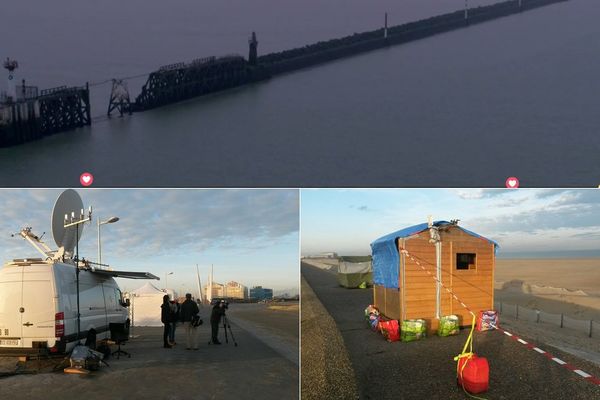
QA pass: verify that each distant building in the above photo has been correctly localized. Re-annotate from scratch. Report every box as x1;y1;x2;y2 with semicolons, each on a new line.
204;281;247;299
225;281;247;299
204;282;225;299
249;286;273;301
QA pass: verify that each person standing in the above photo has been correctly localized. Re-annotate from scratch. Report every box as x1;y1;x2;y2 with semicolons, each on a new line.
210;300;226;345
180;293;200;350
160;294;172;348
168;298;180;346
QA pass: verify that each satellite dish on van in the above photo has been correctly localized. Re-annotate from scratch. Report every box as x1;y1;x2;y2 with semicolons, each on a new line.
51;189;85;254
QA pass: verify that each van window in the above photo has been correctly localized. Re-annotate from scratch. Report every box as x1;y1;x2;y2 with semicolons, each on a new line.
114;288;122;307
456;253;476;270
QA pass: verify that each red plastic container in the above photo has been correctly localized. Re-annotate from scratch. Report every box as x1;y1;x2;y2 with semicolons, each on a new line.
457;354;489;394
378;319;400;342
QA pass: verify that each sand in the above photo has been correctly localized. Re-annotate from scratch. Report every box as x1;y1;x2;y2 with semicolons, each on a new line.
495;258;600;321
495;258;600;295
494;258;600;366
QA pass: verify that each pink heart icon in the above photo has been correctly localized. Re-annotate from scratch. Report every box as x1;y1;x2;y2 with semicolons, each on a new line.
505;177;519;189
80;172;94;187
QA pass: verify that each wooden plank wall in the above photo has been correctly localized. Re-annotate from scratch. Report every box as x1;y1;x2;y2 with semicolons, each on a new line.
372;226;495;333
402;234;439;331
444;228;495;327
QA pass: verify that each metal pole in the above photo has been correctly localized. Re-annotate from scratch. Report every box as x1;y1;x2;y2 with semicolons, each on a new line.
384;12;388;39
131;294;134;337
435;241;441;319
560;313;564;328
97;218;101;265
76;224;81;343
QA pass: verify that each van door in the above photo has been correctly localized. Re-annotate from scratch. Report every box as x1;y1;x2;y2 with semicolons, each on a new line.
18;263;56;348
22;279;54;340
0;266;23;347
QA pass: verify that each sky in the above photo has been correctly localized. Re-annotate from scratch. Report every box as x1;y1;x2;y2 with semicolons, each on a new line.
0;189;299;295
301;189;600;258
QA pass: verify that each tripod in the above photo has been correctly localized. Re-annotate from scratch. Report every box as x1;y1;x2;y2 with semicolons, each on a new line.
222;315;238;347
208;315;238;346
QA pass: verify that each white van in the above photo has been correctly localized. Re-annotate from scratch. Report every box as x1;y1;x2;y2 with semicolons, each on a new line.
0;258;130;356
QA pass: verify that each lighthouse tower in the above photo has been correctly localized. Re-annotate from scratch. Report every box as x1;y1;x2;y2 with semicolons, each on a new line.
3;58;19;103
248;32;258;66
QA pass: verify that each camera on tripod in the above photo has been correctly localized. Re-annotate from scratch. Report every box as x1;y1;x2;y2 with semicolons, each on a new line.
211;298;229;309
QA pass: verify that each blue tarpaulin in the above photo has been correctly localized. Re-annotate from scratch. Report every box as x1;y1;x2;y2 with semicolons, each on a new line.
370;221;499;289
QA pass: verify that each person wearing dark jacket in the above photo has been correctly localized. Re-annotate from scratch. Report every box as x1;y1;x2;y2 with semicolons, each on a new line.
168;299;180;345
160;294;172;348
210;300;226;345
180;293;200;350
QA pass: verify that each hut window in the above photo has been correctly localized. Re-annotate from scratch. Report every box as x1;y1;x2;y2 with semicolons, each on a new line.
456;253;476;270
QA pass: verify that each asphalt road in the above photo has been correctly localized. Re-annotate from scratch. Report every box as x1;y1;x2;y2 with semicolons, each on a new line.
0;322;298;400
301;263;600;400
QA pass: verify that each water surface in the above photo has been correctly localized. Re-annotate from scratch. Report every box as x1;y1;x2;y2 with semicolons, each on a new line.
0;0;596;187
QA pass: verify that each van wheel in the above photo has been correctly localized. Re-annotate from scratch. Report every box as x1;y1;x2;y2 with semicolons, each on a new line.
85;329;97;350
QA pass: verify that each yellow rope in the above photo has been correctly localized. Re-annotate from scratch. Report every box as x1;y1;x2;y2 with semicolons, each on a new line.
454;315;488;400
400;247;491;399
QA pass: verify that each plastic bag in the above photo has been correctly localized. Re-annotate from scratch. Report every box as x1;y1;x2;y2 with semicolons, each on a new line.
476;310;498;332
368;313;380;331
378;319;400;342
401;319;427;342
364;305;379;318
438;315;460;337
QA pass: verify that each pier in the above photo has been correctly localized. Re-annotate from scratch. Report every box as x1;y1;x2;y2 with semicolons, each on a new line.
0;0;568;147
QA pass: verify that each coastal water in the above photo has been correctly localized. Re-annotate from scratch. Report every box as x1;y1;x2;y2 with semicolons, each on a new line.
0;0;598;187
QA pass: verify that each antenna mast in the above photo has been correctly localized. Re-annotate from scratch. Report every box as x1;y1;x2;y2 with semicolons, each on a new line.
16;228;53;259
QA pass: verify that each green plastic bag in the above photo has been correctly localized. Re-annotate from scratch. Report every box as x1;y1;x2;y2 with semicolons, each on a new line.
401;319;426;342
437;315;460;337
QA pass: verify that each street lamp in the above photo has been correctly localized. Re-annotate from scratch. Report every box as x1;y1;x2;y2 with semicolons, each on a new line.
97;216;119;265
165;272;173;291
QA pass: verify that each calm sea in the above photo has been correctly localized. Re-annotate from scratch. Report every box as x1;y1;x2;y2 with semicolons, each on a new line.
0;0;597;187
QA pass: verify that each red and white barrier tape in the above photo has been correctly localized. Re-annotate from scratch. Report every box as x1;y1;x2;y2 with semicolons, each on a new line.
399;247;600;387
491;323;600;386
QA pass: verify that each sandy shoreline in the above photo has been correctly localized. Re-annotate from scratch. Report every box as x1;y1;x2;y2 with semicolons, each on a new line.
495;258;600;295
495;258;600;321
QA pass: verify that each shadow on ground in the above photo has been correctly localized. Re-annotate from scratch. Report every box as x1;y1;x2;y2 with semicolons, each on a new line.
301;263;600;400
0;321;298;400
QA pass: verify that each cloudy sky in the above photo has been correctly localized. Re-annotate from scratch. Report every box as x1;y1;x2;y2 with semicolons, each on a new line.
0;189;299;295
301;189;600;258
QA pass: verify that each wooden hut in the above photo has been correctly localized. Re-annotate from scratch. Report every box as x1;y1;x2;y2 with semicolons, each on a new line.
370;221;498;333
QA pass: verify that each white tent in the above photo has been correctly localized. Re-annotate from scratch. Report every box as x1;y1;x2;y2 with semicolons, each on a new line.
129;282;176;327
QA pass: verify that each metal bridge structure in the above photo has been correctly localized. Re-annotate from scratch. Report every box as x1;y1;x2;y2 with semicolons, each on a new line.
132;55;250;111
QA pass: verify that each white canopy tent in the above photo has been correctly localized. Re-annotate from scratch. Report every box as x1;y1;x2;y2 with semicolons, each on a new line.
129;282;176;327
